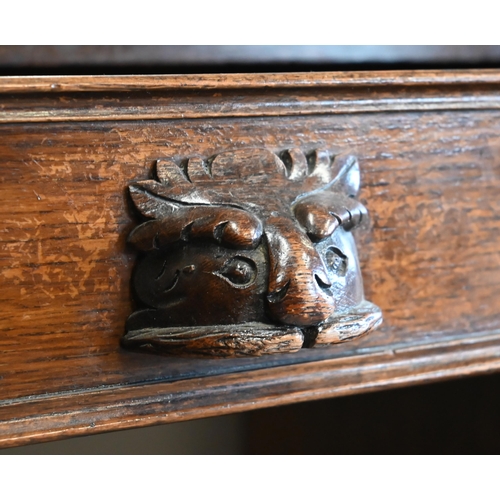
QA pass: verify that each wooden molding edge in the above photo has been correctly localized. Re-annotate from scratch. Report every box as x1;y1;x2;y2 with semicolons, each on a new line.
2;70;500;93
1;331;500;448
1;70;500;123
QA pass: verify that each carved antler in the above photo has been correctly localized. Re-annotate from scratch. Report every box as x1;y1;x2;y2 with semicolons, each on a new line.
128;148;342;251
130;148;359;212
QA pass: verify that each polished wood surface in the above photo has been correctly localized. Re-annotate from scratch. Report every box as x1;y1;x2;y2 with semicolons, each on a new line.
1;71;500;446
124;149;380;356
2;70;500;122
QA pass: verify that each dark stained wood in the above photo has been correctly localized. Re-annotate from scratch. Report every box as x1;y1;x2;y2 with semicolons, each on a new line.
124;149;379;356
1;71;500;446
123;325;305;357
1;331;500;448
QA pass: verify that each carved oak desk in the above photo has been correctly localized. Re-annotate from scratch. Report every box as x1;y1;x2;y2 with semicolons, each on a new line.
1;71;500;447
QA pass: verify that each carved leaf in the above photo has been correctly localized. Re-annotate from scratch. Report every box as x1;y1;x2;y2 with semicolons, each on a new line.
156;159;191;186
130;150;358;219
129;184;173;218
280;148;308;181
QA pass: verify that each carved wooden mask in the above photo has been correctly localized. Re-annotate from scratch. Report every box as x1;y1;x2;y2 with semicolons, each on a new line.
123;148;382;357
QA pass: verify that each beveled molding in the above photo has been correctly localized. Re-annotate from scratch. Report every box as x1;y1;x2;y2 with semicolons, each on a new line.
3;70;500;93
123;147;382;357
3;331;500;448
2;70;500;123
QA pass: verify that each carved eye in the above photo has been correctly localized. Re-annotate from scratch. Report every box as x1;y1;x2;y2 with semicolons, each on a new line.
325;247;348;277
216;256;257;287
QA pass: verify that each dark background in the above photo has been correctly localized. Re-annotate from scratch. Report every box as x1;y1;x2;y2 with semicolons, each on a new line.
2;45;500;75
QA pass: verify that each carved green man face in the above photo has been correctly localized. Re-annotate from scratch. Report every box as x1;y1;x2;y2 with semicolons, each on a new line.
124;148;382;357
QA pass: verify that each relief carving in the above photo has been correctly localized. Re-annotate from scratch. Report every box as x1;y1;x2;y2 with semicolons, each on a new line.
123;148;382;357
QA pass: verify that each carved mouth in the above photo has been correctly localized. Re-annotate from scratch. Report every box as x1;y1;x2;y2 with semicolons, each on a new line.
304;301;383;347
122;322;305;357
123;303;382;357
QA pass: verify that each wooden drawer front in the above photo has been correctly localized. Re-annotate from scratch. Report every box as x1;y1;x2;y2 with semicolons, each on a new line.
1;71;500;446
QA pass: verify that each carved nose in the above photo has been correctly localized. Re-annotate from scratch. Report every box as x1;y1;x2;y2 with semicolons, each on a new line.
264;216;335;326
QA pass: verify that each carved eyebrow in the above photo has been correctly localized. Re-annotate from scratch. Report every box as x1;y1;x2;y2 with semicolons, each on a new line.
128;149;364;250
128;203;263;251
293;192;367;241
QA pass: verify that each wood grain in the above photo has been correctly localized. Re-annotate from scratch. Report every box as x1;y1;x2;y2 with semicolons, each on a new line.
3;70;500;92
1;71;500;446
2;71;500;123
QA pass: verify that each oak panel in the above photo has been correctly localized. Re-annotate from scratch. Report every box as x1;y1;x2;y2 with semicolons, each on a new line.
1;72;500;445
